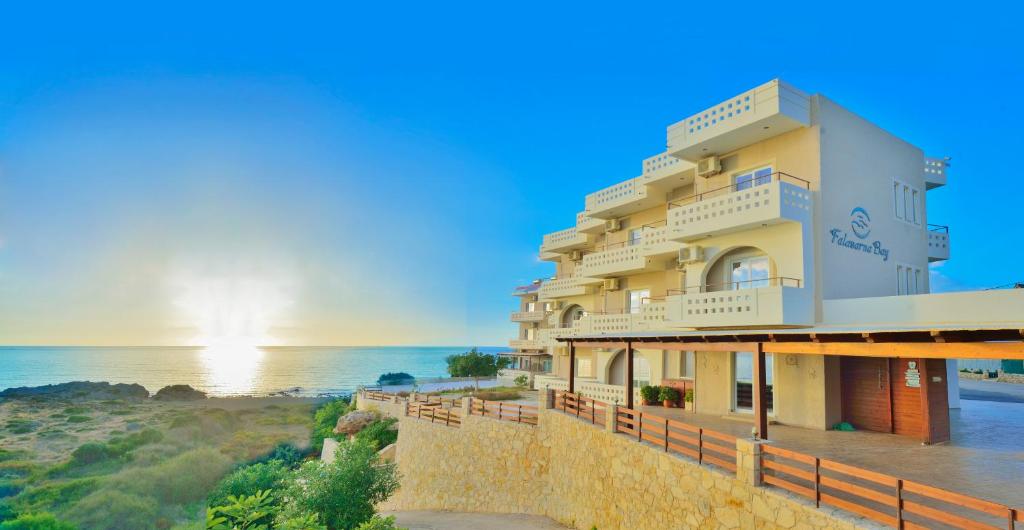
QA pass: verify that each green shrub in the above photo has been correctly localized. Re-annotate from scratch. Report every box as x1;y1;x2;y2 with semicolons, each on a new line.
64;416;89;424
684;389;694;403
282;439;399;530
206;489;278;529
445;349;509;390
640;385;660;403
355;515;406;530
68;490;158;530
658;386;680;403
62;407;89;415
206;460;290;508
0;512;76;530
11;478;97;514
310;398;352;453
353;418;398;450
513;375;529;388
469;390;520;401
69;443;116;466
376;373;414;386
253;443;304;468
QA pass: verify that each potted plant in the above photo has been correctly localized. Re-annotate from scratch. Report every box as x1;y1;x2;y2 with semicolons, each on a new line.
659;386;680;408
640;385;660;406
684;388;694;411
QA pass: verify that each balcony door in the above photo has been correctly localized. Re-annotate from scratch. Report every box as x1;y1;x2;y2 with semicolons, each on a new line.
627;289;650;314
729;256;770;290
733;351;773;413
734;166;773;191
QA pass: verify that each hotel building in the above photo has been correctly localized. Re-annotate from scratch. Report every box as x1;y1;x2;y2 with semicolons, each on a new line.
500;79;1024;444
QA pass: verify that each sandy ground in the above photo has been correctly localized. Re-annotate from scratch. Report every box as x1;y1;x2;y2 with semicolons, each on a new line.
383;511;568;529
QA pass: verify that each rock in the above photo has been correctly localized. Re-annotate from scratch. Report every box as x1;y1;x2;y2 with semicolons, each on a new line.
333;410;379;435
0;381;149;401
153;385;207;401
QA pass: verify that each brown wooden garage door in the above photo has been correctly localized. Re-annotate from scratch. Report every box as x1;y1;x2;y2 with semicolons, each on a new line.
841;357;892;433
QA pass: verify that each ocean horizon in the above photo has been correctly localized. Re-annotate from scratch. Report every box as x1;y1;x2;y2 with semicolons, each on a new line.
0;345;504;397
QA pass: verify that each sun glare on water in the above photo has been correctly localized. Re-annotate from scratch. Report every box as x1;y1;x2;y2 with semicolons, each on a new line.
173;273;292;395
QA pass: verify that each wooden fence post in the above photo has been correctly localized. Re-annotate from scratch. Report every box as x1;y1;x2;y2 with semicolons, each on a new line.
664;421;669;452
637;412;643;442
814;458;821;508
698;428;704;465
896;479;904;529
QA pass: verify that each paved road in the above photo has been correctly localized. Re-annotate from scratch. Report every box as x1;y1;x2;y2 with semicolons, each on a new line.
958;378;1024;403
383;511;568;530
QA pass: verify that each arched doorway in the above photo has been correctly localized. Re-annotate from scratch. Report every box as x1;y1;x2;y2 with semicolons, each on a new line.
561;304;586;328
702;246;774;292
607;350;651;388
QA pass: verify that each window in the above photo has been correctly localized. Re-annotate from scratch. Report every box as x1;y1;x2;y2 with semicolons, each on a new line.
576;357;593;377
680;351;695;379
729;256;770;290
733;352;773;413
543;302;554;312
627;289;650;314
896;263;924;295
525;328;536;340
526;302;536;312
734;166;773;191
893;178;922;226
542;359;552;373
628;229;643;246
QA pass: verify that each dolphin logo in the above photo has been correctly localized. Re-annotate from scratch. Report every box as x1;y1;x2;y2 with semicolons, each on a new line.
850;207;871;239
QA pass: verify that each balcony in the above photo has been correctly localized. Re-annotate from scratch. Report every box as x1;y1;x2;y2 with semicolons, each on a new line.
576;302;668;335
511;310;549;323
642;152;695;190
576;211;605;234
509;338;544;350
583;176;666;220
664;279;813;329
537;275;595;300
576;226;682;278
540;227;594;254
666;79;811;161
924;156;949;190
928;225;950;262
667;174;812;242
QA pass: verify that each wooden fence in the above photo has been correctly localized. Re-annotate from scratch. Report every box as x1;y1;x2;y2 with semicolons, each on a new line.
364;390;396;401
410;394;460;408
468;398;538;425
405;402;461;427
614;406;737;473
761;444;1023;529
554;391;608;427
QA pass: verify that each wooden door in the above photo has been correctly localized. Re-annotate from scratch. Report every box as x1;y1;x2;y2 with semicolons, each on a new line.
891;358;925;437
841;357;892;433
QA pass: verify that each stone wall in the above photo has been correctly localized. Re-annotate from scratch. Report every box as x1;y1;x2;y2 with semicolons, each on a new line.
362;392;880;529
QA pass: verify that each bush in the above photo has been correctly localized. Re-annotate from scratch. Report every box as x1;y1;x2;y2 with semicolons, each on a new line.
355;515;407;530
353;418;398;450
376;373;414;386
68;429;164;468
310;398;352;453
282;439;399;530
206;489;278;529
0;512;76;530
206;460;290;508
658;386;680;403
254;443;305;468
64;416;89;424
640;385;660;403
513;375;529;388
69;443;116;466
445;349;509;390
69;490;159;530
684;389;694;403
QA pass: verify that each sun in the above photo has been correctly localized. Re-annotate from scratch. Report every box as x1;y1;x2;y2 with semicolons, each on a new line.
172;272;292;348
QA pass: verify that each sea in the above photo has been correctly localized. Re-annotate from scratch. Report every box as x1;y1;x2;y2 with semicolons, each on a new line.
0;345;504;397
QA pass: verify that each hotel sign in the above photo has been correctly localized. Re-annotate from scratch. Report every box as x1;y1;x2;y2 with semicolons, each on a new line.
829;207;890;262
905;361;921;388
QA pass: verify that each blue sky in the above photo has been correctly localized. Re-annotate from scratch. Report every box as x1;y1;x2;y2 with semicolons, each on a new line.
0;2;1021;345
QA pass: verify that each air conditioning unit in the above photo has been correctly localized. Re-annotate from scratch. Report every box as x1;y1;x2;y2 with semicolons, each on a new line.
696;156;721;177
605;219;622;232
678;245;704;265
603;278;621;291
569;250;583;261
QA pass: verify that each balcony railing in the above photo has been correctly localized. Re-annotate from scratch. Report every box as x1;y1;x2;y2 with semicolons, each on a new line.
509;339;544;350
576;211;605;234
667;173;812;242
666;79;811;161
540;227;594;254
924;156;948;190
511;310;549;323
928;224;950;262
665;278;813;328
583;176;666;220
537;275;595;299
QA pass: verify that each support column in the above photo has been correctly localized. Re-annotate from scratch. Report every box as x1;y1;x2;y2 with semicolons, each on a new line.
606;403;618;433
753;343;768;440
626;341;635;410
735;438;765;486
568;341;576;394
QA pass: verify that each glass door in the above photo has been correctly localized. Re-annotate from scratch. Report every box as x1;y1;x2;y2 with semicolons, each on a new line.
734;166;773;191
627;289;650;314
733;352;773;413
729;256;770;290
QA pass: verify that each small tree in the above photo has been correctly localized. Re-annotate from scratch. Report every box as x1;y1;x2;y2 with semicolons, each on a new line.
445;349;509;390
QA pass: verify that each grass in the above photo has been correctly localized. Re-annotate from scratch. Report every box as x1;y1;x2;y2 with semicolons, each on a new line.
435;385;526;401
65;415;91;423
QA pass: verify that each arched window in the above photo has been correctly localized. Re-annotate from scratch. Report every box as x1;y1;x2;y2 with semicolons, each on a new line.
561;305;586;328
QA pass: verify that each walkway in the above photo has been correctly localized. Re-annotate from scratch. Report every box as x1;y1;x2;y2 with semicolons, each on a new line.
959;378;1024;403
382;511;567;530
638;399;1024;507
